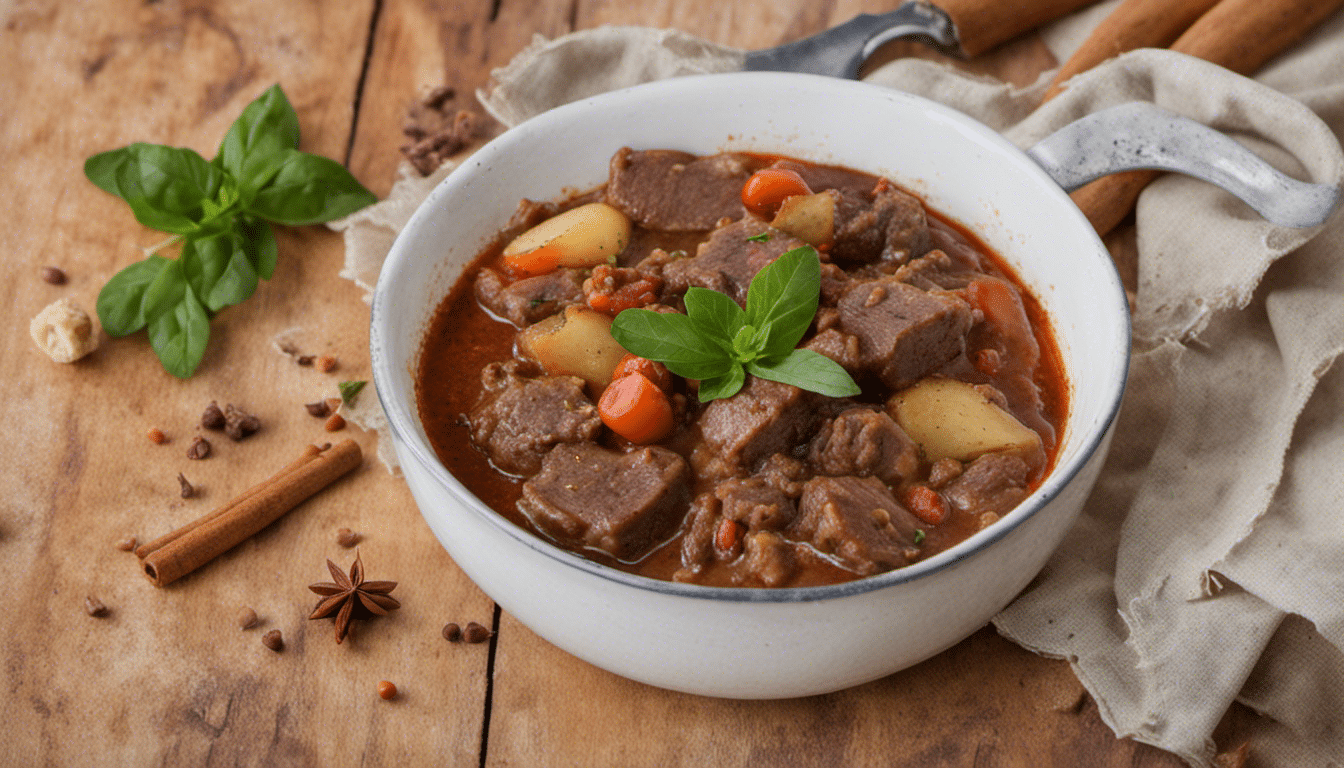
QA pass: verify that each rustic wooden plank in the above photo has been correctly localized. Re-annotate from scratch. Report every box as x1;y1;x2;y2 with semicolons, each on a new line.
0;1;493;765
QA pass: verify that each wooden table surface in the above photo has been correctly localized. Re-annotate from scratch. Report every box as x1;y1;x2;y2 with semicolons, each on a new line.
1;1;1259;765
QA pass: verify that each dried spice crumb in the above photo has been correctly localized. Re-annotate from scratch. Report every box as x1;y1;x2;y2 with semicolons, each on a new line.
84;595;109;617
316;355;338;373
115;536;137;552
186;436;211;460
336;528;360;548
261;629;284;652
442;622;462;642
147;427;167;444
177;473;195;499
41;266;68;285
238;606;259;630
463;622;491;644
223;403;261;441
201;401;226;430
324;413;346;432
297;355;315;366
305;400;331;418
377;681;398;700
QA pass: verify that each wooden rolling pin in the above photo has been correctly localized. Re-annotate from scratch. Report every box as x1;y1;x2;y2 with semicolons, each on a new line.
1070;0;1344;236
938;0;1100;57
1042;0;1221;100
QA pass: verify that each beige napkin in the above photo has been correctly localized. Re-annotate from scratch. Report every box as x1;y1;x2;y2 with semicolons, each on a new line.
335;10;1344;766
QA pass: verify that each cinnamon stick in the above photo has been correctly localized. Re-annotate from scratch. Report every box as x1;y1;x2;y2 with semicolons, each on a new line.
1042;0;1221;100
134;444;323;559
140;440;362;587
1070;0;1344;236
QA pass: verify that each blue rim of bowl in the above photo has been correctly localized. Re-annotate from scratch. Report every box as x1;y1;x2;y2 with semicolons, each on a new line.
370;72;1133;605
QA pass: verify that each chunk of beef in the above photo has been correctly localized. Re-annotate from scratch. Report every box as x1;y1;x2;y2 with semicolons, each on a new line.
662;218;807;305
519;442;691;562
699;376;824;472
606;148;751;231
466;359;601;476
893;249;971;291
757;453;810;498
675;494;720;580
828;183;931;266
834;277;973;389
793;476;922;575
474;267;585;327
739;531;797;587
942;453;1030;519
808;408;920;484
715;477;797;530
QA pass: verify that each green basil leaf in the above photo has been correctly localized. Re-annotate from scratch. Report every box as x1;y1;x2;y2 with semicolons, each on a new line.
95;255;173;336
147;283;210;379
139;257;188;324
339;380;367;407
84;144;224;234
747;349;860;398
610;308;735;381
246;149;377;225
695;365;746;403
682;286;743;350
745;246;820;357
182;230;258;311
216;84;301;194
239;217;277;279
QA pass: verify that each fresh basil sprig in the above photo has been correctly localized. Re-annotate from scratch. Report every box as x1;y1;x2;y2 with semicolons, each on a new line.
610;246;860;402
87;84;377;378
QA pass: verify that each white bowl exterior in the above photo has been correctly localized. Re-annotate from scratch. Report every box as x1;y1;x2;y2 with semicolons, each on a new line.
372;73;1129;698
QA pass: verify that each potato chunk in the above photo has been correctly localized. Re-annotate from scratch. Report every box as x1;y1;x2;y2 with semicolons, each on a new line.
770;191;834;248
517;304;627;389
503;202;632;272
887;377;1041;463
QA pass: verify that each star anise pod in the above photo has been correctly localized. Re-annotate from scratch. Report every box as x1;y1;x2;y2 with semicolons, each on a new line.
308;550;400;644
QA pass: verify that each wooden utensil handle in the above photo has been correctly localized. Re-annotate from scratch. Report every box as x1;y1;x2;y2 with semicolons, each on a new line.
1171;0;1344;72
1043;0;1221;100
938;0;1097;57
1072;0;1344;236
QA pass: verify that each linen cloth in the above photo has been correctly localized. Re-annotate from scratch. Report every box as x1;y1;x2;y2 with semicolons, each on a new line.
334;8;1344;766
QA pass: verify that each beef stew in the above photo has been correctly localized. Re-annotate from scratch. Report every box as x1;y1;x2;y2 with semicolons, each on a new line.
416;149;1067;588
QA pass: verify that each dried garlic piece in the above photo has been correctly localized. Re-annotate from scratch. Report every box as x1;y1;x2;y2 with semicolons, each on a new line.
30;297;98;363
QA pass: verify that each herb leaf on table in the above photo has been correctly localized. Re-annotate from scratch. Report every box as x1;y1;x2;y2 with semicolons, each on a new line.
610;246;860;402
87;83;377;378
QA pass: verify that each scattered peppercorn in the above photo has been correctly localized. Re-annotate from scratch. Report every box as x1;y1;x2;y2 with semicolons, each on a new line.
177;472;195;499
316;355;338;373
305;400;331;418
324;413;346;432
186;436;211;460
336;527;360;548
442;622;462;642
238;606;259;630
201;401;226;430
223;403;261;441
261;629;284;652
41;266;68;285
463;622;491;644
377;681;398;700
115;536;137;552
147;427;167;444
84;595;109;617
297;355;315;366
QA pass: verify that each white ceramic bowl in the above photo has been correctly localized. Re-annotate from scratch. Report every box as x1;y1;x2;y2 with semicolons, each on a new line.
371;72;1130;699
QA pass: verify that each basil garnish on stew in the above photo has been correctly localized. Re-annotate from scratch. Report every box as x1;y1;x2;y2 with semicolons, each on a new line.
610;246;860;402
88;84;377;378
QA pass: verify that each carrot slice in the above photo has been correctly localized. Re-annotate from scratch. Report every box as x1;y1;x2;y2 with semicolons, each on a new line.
904;486;949;526
500;243;563;278
611;353;674;393
598;372;674;444
741;168;812;216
